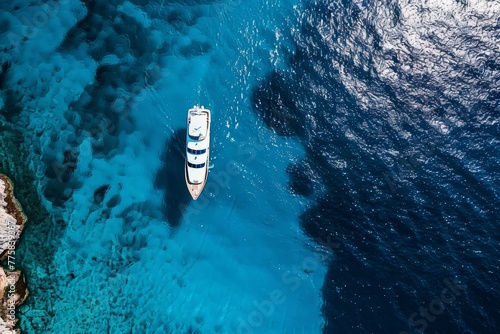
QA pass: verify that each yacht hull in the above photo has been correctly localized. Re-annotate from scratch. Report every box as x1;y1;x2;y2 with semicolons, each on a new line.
185;106;211;200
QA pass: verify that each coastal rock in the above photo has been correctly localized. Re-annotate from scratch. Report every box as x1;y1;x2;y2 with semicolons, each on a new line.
0;174;28;333
0;268;28;333
0;175;27;260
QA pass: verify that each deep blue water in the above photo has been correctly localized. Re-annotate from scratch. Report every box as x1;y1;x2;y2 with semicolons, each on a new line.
0;0;499;333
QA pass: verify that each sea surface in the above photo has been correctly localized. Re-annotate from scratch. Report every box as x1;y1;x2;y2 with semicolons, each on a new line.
0;0;498;333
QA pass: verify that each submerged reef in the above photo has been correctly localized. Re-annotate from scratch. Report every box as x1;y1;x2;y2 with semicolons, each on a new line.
0;174;28;333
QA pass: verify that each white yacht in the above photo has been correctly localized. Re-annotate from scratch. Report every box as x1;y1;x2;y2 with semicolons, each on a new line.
185;105;211;200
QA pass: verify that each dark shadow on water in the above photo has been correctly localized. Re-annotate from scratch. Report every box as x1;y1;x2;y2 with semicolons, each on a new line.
251;70;306;138
154;128;191;228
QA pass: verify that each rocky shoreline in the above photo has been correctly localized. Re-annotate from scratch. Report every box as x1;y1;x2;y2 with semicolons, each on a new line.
0;174;29;333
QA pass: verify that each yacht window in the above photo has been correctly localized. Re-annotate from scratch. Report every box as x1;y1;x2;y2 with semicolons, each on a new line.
187;148;207;155
187;162;206;168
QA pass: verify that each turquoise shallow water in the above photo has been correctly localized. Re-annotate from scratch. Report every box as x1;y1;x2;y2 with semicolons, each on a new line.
1;0;327;333
0;0;499;333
